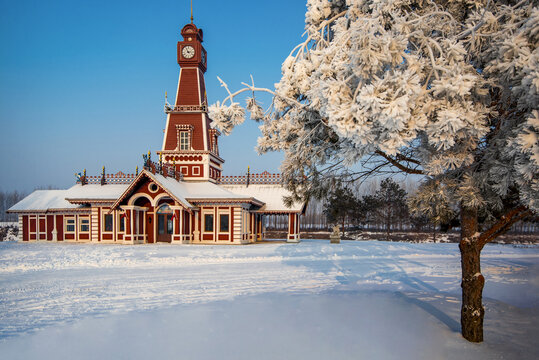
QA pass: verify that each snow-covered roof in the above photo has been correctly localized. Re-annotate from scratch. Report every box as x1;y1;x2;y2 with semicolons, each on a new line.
110;170;264;211
222;184;305;213
7;172;302;214
151;173;264;205
7;190;85;213
64;184;130;203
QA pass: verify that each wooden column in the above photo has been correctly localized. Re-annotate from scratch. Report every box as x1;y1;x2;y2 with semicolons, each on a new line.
125;209;132;243
287;213;300;243
170;206;184;244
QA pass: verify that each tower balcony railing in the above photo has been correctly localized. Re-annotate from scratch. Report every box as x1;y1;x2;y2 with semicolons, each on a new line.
218;171;281;185
164;104;207;114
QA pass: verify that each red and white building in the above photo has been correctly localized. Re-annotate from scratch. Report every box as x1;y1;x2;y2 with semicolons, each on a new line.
7;21;305;244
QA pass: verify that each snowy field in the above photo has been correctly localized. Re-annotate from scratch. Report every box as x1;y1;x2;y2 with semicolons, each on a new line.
0;240;538;359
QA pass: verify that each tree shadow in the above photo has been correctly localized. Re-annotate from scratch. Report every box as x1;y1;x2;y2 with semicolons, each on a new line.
274;240;462;333
394;291;461;332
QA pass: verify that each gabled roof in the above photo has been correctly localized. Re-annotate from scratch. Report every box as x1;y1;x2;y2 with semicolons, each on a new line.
109;170;194;211
221;184;306;213
7;190;86;213
109;170;263;212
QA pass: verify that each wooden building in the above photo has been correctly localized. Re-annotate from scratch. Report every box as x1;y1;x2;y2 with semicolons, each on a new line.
7;21;305;244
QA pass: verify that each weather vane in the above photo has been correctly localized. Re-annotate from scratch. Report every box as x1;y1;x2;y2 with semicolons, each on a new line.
190;0;193;23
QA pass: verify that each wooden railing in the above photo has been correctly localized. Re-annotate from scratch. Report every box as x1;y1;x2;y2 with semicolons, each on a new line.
218;171;281;185
164;104;207;114
77;171;135;185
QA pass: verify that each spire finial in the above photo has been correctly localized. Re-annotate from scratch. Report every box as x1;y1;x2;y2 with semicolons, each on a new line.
190;0;193;23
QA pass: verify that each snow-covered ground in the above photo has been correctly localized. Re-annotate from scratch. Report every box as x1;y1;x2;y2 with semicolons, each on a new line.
0;240;538;359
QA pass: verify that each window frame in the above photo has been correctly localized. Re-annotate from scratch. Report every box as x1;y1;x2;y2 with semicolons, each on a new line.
179;131;190;150
79;217;90;233
118;214;125;233
203;213;214;233
65;217;75;233
219;213;229;233
103;213;113;233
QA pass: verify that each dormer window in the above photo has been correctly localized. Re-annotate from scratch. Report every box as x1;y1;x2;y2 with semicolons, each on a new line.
179;131;190;150
176;124;193;151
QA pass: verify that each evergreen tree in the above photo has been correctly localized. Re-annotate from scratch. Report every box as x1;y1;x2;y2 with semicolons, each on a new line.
211;0;538;342
373;178;408;241
323;185;358;236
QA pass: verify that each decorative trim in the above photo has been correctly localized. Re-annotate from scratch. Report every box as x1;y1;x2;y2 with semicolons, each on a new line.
165;104;207;113
188;197;264;207
76;171;135;185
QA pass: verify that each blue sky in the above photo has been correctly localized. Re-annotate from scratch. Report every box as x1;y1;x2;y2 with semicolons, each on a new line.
0;0;307;192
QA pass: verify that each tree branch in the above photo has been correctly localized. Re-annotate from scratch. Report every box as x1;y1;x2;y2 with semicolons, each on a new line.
375;150;424;175
395;153;421;165
478;205;532;248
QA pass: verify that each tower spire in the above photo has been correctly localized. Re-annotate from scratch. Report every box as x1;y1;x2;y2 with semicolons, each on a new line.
190;0;193;23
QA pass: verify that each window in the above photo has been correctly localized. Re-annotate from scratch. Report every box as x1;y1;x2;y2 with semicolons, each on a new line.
212;135;218;154
179;131;189;150
219;214;229;232
104;214;113;232
65;218;75;233
119;216;125;232
158;213;165;234
204;214;214;232
157;205;173;235
80;218;89;232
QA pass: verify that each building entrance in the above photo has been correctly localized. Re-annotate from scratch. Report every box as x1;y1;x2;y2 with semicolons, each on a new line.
157;204;173;243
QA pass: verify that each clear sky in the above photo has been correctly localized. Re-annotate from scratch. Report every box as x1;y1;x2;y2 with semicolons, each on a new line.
0;0;307;192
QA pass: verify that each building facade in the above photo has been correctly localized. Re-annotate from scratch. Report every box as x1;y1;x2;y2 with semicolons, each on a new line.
7;21;305;244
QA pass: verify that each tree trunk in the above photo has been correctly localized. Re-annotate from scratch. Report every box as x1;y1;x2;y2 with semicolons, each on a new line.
459;206;485;342
386;209;391;242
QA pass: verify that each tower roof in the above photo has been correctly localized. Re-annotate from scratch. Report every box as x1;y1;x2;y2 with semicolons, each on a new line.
181;23;203;42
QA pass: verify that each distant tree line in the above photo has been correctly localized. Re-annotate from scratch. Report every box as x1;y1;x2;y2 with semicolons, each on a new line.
266;178;537;238
0;190;27;222
319;178;538;239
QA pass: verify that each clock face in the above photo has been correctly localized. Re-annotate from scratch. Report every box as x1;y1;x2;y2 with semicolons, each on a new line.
182;45;195;59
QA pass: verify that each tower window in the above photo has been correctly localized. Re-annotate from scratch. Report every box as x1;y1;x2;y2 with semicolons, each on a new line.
212;135;218;154
179;131;190;150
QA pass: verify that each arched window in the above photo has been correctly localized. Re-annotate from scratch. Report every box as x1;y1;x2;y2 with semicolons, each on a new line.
157;204;172;214
157;204;173;237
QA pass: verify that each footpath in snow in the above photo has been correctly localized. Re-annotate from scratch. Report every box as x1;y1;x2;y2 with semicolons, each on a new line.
0;240;538;359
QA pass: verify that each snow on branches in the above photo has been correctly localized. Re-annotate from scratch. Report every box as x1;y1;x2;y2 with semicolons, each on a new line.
210;0;538;215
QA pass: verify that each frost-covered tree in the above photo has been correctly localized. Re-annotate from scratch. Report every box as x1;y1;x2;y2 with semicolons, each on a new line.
210;0;538;342
409;179;458;240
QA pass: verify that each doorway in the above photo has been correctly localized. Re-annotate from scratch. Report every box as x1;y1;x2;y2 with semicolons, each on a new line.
157;204;173;243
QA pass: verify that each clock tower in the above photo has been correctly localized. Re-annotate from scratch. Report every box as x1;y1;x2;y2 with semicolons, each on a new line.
158;22;224;182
